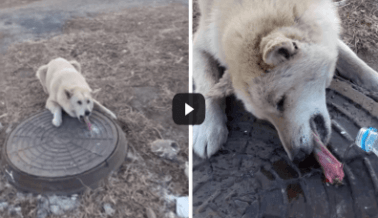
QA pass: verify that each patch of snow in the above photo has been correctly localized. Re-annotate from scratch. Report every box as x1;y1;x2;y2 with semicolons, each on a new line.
176;196;188;218
0;202;8;212
103;203;116;216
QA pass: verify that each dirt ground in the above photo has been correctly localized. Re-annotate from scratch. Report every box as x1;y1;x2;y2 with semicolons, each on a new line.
0;3;188;218
0;0;41;9
337;0;378;71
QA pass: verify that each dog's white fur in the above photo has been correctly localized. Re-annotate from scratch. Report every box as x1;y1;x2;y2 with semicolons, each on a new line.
36;57;117;127
193;0;378;161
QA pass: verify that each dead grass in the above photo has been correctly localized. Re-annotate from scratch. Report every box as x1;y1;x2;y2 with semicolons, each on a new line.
0;0;41;9
0;3;188;218
337;0;378;53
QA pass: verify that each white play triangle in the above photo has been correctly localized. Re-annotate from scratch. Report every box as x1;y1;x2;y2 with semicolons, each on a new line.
185;103;194;116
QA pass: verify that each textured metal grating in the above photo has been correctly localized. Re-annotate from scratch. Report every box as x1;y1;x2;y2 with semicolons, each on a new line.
193;78;378;218
2;110;127;194
6;110;117;177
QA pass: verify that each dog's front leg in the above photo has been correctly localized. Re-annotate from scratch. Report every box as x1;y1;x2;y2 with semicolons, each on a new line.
336;39;378;92
193;39;228;159
46;99;63;127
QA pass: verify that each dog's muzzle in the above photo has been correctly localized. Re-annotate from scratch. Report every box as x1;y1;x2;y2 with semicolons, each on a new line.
291;141;313;163
292;114;329;163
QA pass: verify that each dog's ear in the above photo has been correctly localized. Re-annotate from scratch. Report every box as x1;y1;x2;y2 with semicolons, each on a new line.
69;60;81;72
64;89;73;99
260;31;299;66
206;71;233;99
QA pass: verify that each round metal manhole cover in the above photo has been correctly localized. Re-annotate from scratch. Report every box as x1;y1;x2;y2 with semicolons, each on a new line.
2;110;127;194
193;78;378;217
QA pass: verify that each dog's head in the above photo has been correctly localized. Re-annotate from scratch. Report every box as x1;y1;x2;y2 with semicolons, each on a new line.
63;87;94;121
213;31;339;162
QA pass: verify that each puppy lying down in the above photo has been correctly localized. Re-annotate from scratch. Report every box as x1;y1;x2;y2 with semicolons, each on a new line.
36;57;117;129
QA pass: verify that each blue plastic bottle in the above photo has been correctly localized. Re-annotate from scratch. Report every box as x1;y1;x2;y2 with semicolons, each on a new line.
355;127;378;156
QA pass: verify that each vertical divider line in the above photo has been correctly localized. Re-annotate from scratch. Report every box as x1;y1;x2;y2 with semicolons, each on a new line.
188;0;193;217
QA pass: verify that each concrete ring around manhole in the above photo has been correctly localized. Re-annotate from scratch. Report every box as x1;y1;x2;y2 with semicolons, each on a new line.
1;110;127;195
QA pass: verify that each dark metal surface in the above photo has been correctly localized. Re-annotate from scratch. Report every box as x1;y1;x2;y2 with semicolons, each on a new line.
2;110;127;194
193;78;378;218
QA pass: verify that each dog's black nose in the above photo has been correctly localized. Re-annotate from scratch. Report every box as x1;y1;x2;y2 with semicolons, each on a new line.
85;110;90;116
293;149;308;163
310;114;328;141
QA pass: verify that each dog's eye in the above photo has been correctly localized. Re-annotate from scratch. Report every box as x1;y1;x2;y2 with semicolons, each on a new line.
276;96;285;112
87;100;90;104
77;101;82;105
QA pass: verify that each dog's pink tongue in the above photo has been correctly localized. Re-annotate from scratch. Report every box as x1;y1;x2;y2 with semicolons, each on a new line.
312;132;344;184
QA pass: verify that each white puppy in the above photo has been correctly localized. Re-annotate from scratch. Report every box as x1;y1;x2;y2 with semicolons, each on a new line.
193;0;378;161
36;57;117;127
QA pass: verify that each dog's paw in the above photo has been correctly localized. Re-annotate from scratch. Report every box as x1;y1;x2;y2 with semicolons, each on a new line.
52;117;62;127
193;102;228;158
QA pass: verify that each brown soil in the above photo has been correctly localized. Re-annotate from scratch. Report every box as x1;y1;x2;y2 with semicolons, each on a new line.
337;0;378;71
0;0;41;9
0;3;188;218
337;0;378;53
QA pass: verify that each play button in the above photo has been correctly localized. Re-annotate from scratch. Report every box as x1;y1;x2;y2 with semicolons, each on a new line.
185;103;194;116
172;93;205;125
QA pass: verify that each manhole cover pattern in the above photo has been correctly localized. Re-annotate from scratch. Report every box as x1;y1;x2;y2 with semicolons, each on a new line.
193;79;378;218
6;110;117;177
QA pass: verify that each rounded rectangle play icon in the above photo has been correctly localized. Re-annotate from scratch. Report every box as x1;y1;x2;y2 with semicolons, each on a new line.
172;93;205;125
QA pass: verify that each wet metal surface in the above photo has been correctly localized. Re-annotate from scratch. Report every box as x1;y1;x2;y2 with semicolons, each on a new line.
193;78;378;217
